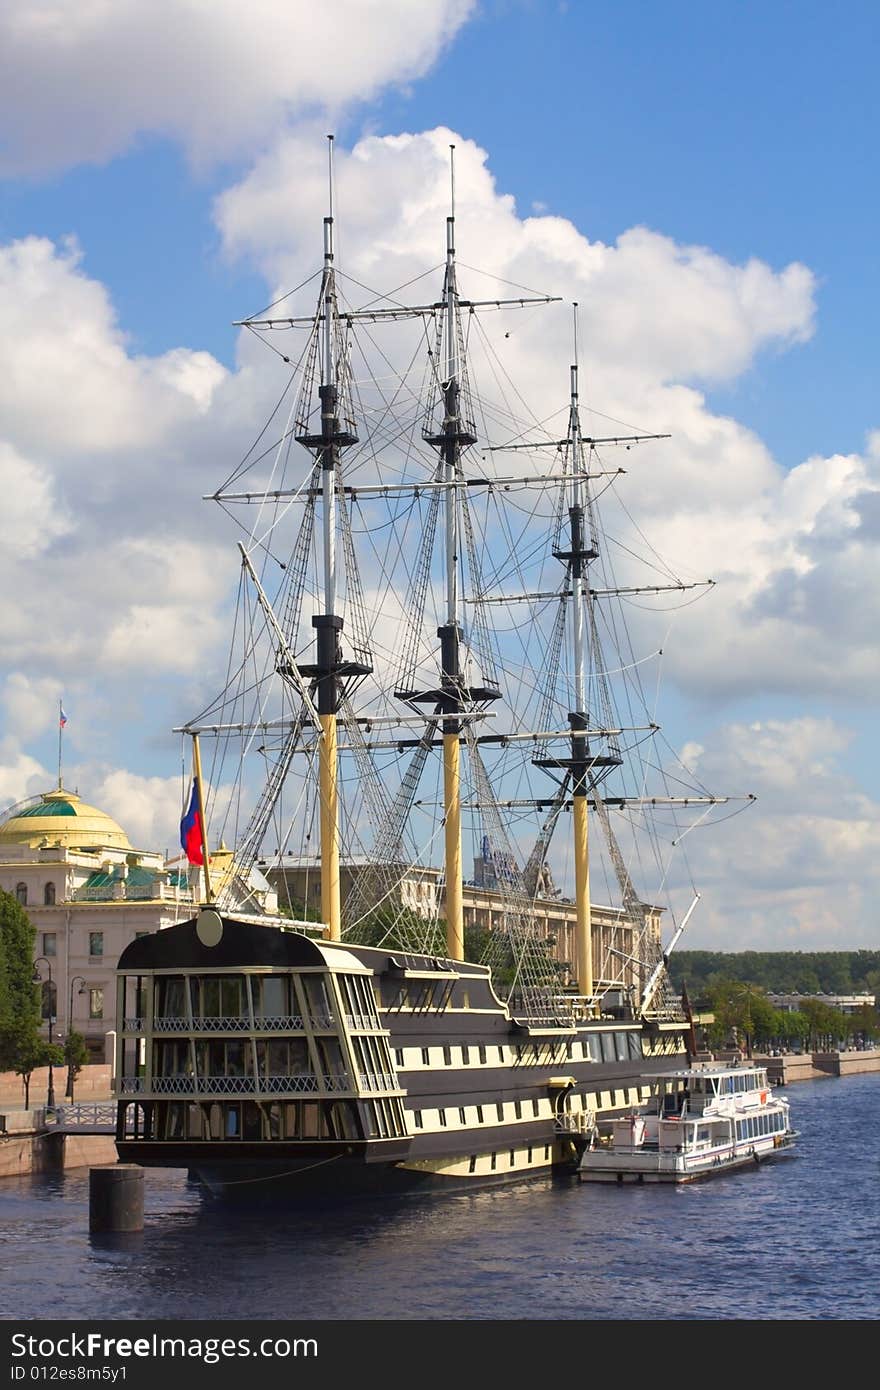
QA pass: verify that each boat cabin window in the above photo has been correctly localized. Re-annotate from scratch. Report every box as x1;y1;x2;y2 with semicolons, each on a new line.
252;974;294;1020
193;1039;256;1079
336;973;381;1026
153;1040;193;1077
301;973;335;1023
255;1038;311;1080
155;976;187;1019
189;975;247;1019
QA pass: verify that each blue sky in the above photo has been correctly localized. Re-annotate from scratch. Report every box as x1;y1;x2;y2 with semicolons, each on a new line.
0;0;878;949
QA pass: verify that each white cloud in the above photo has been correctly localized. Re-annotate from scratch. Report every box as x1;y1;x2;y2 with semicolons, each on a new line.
1;674;65;742
0;237;227;458
676;717;880;949
0;441;70;556
0;0;475;175
90;767;188;853
0;740;50;810
91;765;240;856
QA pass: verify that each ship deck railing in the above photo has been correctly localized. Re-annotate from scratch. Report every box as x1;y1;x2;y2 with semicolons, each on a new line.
118;1072;354;1096
133;1014;335;1034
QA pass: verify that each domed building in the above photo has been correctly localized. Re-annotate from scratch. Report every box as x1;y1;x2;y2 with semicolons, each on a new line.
0;783;277;1061
0;788;133;852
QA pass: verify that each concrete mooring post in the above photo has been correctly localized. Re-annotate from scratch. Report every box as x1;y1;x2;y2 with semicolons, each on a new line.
89;1165;144;1232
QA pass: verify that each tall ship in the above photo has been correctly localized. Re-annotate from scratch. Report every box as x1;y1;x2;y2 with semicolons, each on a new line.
114;145;738;1194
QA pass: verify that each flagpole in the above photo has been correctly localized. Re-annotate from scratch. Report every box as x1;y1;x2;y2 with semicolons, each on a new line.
58;700;63;790
191;734;214;903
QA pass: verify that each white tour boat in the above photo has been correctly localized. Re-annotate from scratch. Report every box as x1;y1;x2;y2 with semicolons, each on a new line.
577;1062;797;1184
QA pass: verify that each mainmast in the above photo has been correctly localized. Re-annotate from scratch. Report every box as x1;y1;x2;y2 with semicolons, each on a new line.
566;322;596;1002
398;147;499;961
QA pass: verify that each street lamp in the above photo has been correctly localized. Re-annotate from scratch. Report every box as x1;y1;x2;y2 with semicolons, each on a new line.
32;956;56;1109
66;975;87;1101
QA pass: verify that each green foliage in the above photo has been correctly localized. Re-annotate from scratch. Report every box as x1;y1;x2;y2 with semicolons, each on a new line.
277;899;325;925
669;950;880;998
64;1029;89;1077
8;1025;64;1108
0;887;41;1071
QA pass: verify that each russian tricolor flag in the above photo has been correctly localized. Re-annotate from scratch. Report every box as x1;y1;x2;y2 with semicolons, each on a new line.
180;779;204;865
59;703;68;728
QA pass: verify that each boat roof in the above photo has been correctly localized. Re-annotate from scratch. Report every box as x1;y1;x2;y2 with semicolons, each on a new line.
641;1064;769;1081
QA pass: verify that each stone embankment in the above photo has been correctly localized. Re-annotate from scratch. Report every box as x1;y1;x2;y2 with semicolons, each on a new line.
760;1049;880;1084
0;1064;116;1179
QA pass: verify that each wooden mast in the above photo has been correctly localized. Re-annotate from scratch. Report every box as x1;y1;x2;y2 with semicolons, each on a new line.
567;337;594;1004
317;147;342;943
440;152;464;962
299;137;370;943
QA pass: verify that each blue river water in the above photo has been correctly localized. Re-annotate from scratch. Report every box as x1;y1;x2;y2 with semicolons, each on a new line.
1;1072;878;1321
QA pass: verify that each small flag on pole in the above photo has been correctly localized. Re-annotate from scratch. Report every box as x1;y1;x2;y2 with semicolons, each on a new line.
180;779;204;865
59;703;68;728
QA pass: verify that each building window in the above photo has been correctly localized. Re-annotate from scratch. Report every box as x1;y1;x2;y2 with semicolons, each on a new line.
458;1107;467;1125
438;1109;447;1127
15;883;27;906
43;882;56;906
89;932;104;958
394;1049;405;1067
42;932;56;957
468;1156;477;1173
421;1047;430;1066
89;988;104;1020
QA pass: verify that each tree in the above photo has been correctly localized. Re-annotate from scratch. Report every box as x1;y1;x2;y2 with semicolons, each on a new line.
9;1026;63;1109
0;887;42;1072
64;1029;89;1102
849;1004;880;1045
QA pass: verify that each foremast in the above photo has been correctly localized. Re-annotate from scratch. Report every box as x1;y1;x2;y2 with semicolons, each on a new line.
438;206;467;962
421;199;474;962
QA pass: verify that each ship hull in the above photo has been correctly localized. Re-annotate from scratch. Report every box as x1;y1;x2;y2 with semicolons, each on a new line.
578;1142;797;1184
114;915;688;1199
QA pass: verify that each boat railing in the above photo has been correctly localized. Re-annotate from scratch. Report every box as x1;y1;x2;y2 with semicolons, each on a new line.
555;1109;596;1136
358;1072;398;1093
